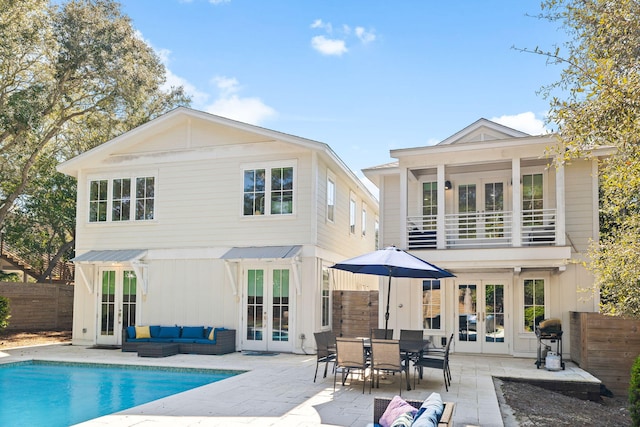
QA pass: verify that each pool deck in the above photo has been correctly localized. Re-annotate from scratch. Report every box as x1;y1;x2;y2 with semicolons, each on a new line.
0;343;601;426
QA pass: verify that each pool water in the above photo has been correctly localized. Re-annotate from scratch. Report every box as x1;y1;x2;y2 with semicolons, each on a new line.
0;360;242;427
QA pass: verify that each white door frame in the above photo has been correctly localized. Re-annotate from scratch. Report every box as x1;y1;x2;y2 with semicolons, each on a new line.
96;267;139;346
241;263;294;352
454;277;510;354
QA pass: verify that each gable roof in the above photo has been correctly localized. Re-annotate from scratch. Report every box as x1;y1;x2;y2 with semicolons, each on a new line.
437;118;530;145
56;106;377;203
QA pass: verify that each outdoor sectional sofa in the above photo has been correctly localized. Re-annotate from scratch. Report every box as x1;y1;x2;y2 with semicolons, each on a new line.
121;325;236;355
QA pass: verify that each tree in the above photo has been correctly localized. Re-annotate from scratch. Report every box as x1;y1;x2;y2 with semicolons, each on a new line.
0;0;189;279
535;0;640;317
0;0;189;229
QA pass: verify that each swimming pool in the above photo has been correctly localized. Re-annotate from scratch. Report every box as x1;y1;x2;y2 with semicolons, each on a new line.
0;360;243;427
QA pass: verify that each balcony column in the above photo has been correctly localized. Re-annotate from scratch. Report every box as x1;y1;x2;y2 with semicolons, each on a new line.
512;158;522;247
400;166;408;249
437;164;446;249
556;162;566;246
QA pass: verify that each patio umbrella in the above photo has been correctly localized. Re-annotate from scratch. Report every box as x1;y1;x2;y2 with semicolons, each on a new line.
331;246;454;336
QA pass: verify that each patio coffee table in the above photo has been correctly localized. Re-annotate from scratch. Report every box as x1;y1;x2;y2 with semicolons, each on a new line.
137;343;180;358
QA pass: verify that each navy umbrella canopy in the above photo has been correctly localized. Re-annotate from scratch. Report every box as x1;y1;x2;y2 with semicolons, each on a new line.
331;246;455;334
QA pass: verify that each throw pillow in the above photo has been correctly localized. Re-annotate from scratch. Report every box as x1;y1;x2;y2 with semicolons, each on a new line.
126;326;136;339
181;326;204;339
390;411;415;427
208;328;215;340
135;325;151;339
412;392;444;427
379;396;418;427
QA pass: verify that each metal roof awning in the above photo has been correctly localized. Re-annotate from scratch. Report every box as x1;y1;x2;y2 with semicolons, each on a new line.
221;245;301;260
72;249;147;263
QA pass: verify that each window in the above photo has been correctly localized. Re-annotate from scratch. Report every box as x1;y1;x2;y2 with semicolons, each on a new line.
361;205;367;237
112;179;131;221
422;182;438;217
89;176;155;222
523;278;545;332
243;166;294;216
422;280;442;330
349;195;356;234
327;176;335;222
375;218;379;249
89;180;108;222
523;173;543;225
321;267;331;328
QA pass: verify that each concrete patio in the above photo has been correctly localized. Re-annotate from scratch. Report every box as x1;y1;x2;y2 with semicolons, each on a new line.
0;343;600;426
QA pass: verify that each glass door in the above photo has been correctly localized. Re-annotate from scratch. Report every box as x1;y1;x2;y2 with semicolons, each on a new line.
243;266;292;352
455;280;508;354
97;268;137;346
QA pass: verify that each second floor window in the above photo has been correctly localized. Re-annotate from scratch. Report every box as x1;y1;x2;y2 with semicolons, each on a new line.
243;166;294;216
362;205;367;237
523;173;543;225
349;196;356;234
327;176;335;222
422;182;437;217
89;176;155;222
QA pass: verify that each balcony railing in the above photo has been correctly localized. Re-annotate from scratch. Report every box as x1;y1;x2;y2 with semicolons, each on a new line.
407;209;556;249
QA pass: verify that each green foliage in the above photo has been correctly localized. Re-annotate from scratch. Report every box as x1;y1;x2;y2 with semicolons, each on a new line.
535;0;640;318
0;0;190;278
0;271;22;282
630;355;640;426
0;295;10;329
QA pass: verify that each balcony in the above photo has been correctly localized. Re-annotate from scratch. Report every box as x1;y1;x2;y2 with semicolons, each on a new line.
407;209;556;250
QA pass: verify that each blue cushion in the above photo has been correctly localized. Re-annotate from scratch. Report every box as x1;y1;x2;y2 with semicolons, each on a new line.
412;392;444;427
126;326;136;339
193;338;215;344
127;338;150;342
158;326;180;338
205;327;213;339
149;325;161;337
171;338;197;343
181;326;205;339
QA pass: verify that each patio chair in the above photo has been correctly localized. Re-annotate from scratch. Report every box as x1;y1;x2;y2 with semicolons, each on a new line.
400;329;424;341
334;337;370;394
313;331;336;382
413;333;452;391
370;339;409;395
371;328;394;339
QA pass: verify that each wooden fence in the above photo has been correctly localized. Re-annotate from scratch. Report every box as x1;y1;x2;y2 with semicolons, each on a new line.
0;282;74;330
570;311;640;396
332;290;378;338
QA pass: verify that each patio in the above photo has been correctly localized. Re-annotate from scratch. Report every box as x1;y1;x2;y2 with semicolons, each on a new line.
0;344;600;426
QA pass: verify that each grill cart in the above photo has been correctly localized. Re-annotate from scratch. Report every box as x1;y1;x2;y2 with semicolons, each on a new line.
535;318;565;370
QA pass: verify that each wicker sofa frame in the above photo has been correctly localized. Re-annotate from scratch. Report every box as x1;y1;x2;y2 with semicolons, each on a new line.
373;397;455;427
121;328;236;355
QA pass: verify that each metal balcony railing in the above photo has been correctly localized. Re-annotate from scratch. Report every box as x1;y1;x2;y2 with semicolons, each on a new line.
407;209;556;249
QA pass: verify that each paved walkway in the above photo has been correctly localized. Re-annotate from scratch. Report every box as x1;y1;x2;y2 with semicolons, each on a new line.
0;344;600;426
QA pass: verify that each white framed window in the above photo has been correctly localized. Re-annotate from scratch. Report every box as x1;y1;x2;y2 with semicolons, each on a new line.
88;175;155;223
243;164;295;216
361;204;367;237
321;266;331;328
375;217;379;249
349;194;356;234
522;173;544;225
327;173;335;223
523;278;546;332
422;279;443;330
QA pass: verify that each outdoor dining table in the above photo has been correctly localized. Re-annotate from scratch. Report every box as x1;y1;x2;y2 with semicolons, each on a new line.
361;337;430;391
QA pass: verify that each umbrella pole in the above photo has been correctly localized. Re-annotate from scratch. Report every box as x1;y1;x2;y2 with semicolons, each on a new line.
384;274;391;338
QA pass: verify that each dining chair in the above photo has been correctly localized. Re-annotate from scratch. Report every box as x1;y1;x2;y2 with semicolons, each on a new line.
370;339;408;395
413;333;453;391
334;337;370;394
371;328;394;339
313;331;336;382
400;329;424;342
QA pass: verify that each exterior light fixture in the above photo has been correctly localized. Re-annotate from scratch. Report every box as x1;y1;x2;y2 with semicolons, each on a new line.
445;180;452;190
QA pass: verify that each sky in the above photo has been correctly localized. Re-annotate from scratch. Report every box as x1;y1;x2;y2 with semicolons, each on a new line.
118;0;567;195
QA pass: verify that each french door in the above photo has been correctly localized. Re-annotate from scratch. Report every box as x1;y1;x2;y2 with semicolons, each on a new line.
457;180;507;240
242;265;292;352
97;268;137;346
455;279;509;354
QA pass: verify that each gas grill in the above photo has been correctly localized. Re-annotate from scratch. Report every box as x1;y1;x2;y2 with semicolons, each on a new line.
535;318;565;370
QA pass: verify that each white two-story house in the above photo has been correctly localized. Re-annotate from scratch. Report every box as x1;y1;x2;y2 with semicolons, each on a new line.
57;107;378;353
363;119;603;357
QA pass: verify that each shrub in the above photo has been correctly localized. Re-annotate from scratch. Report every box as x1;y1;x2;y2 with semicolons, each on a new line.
630;355;640;426
0;295;10;329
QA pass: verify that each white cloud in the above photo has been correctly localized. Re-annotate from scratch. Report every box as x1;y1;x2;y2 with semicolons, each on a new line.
311;35;348;56
209;0;230;4
490;112;549;135
204;75;276;125
310;19;376;56
355;27;376;44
